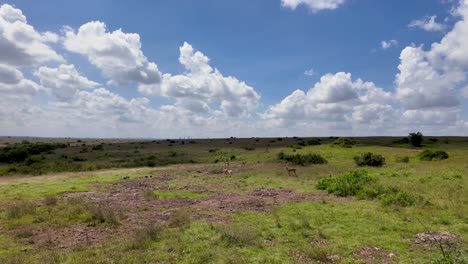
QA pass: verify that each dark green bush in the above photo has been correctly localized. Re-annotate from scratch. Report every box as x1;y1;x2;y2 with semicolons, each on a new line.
277;152;327;166
419;150;449;161
393;137;409;144
333;137;357;148
307;138;321;145
378;187;417;206
354;152;385;167
409;132;423;147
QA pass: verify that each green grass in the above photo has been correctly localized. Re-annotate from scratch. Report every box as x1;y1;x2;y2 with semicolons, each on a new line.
0;136;466;263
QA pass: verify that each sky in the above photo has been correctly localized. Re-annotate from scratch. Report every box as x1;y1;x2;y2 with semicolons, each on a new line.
0;0;467;138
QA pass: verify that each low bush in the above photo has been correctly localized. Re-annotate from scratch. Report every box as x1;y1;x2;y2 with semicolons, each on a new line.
217;223;259;246
316;170;374;197
419;150;449;161
307;138;321;145
168;209;191;228
87;203;121;226
316;170;420;207
395;156;410;163
44;196;58;206
333;137;357;148
278;152;327;166
354;152;385;167
128;222;164;249
143;190;158;201
6;200;36;219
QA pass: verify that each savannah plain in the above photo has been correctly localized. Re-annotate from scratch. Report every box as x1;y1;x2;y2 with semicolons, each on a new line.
0;135;466;263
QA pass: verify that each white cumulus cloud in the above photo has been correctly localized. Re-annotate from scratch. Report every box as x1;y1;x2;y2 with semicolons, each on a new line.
381;40;398;50
34;64;99;101
409;15;446;32
63;21;161;86
139;42;260;118
0;4;63;66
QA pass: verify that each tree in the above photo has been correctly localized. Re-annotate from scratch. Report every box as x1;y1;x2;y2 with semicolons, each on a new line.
408;132;423;147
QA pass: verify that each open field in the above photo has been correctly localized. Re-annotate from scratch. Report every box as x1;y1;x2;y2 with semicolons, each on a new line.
0;136;466;263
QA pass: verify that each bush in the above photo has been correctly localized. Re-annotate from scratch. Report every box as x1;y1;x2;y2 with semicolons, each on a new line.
316;170;374;197
128;222;164;249
409;132;423;147
307;138;321;145
393;137;409;144
217;223;259;246
419;150;449;161
44;196;58;206
87;204;121;226
277;152;327;166
354;152;385;167
6;201;36;219
143;190;158;201
379;188;417;207
333;137;357;148
395;156;410;163
168;209;191;228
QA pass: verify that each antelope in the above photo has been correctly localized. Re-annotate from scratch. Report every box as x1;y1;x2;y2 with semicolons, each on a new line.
223;168;233;175
286;167;297;176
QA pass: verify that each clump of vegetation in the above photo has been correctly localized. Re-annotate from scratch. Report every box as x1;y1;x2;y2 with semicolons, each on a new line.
217;223;259;246
92;144;104;151
87;203;121;226
278;152;327;166
0;142;66;163
44;196;58;206
395;156;410;163
409;132;423;147
333;137;357;148
418;150;449;161
317;170;420;207
244;147;255;151
143;190;158;201
316;170;374;197
393;137;409;144
6;200;36;219
354;152;385;167
378;187;418;206
128;222;164;249
307;138;321;145
168;209;191;228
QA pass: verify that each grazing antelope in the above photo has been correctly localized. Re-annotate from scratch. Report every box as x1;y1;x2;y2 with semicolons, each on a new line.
223;168;233;175
286;167;297;176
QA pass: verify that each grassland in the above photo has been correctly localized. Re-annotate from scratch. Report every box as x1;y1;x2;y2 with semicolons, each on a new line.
0;136;466;263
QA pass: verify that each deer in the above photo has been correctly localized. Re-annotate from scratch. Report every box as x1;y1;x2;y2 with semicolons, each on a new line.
286;166;297;176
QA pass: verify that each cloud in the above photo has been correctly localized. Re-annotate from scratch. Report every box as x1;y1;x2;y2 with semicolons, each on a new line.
408;15;446;32
34;64;99;101
263;72;394;127
139;42;261;118
63;21;161;86
381;40;398;50
281;0;346;12
0;64;39;95
304;68;316;76
0;4;64;66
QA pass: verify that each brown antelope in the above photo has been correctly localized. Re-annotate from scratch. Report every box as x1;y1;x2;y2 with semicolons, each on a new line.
286;166;297;176
223;168;233;175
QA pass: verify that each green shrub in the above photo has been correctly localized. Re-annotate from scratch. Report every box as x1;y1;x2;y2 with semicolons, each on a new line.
395;156;410;163
393;137;409;144
128;222;164;249
316;170;374;197
307;138;321;145
409;132;423;147
354;152;385;167
419;150;449;161
217;223;259;246
333;137;357;148
277;152;327;166
378;187;417;207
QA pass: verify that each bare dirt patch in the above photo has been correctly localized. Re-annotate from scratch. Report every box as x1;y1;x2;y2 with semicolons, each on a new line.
352;246;397;264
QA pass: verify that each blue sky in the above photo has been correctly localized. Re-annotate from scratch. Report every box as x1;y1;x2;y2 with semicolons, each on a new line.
0;0;467;137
